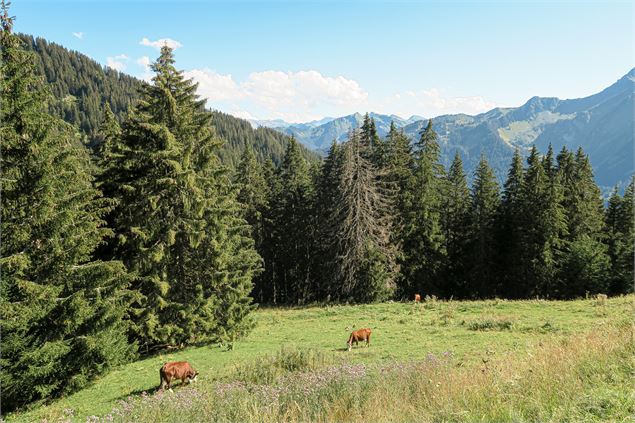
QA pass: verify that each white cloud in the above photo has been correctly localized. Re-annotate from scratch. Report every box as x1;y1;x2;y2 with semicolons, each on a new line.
182;66;497;122
183;69;243;102
375;88;498;119
418;88;497;114
106;54;129;72
140;37;182;51
186;68;368;122
72;32;83;40
243;70;368;110
137;56;151;68
136;56;153;81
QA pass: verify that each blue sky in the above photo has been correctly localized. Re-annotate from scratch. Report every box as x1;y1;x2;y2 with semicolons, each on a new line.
13;0;634;122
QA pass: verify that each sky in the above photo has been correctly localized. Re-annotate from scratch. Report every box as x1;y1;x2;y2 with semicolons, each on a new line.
12;0;634;123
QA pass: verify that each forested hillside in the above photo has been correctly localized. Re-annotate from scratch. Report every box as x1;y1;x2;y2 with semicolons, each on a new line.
20;34;319;165
20;34;140;140
211;110;320;167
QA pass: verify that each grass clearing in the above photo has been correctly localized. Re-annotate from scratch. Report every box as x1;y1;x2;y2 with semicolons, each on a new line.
5;295;633;422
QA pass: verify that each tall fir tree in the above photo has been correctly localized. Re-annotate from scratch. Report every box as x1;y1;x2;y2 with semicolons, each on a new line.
400;119;446;297
270;137;314;304
605;178;634;295
441;152;471;297
467;156;500;298
518;146;567;297
498;149;525;298
235;147;269;251
0;6;132;410
384;123;414;281
107;46;259;351
384;122;414;220
234;147;269;303
93;103;126;261
258;158;282;303
543;144;556;180
361;112;390;170
556;147;610;297
332;131;397;302
313;141;343;300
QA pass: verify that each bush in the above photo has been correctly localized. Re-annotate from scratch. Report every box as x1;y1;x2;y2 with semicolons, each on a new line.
466;317;514;331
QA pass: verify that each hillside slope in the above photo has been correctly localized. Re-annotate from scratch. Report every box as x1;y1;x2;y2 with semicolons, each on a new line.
21;34;319;166
401;69;634;187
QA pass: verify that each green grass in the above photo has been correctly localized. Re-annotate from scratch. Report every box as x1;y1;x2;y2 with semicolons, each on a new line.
6;295;633;422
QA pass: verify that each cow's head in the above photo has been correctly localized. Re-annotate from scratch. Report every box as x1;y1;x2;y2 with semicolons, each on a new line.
188;370;199;383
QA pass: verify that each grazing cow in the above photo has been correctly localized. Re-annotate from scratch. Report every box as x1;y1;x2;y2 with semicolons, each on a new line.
414;294;421;303
159;361;198;391
348;328;371;351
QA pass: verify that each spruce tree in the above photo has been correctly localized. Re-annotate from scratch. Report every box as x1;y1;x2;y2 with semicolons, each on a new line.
313;141;343;300
271;137;314;304
605;178;634;294
0;7;132;410
384;122;414;220
400;119;446;297
518;146;567;297
258;158;282;303
543;143;556;180
360;113;380;150
235;146;269;251
442;152;471;297
332;131;396;301
234;147;269;303
360;113;385;168
498;149;525;298
93;103;125;261
108;46;259;351
556;147;610;297
384;123;414;284
467;156;500;298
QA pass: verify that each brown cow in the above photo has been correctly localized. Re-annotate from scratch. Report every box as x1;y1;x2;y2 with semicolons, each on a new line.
348;328;371;351
159;361;198;391
414;294;421;303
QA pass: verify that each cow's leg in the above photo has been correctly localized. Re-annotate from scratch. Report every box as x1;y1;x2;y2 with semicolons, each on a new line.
367;334;371;347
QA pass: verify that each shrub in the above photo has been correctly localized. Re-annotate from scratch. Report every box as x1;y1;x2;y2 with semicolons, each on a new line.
466;317;514;331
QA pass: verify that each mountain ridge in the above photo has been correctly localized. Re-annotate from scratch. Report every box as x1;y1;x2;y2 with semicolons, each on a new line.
20;33;320;166
251;69;634;188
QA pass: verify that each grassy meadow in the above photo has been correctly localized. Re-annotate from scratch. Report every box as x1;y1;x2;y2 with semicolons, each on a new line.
6;295;634;422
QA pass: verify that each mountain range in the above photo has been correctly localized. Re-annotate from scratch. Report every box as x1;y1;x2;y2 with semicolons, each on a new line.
252;70;634;189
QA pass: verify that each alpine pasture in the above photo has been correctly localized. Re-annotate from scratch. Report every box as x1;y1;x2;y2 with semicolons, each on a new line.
8;295;633;422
